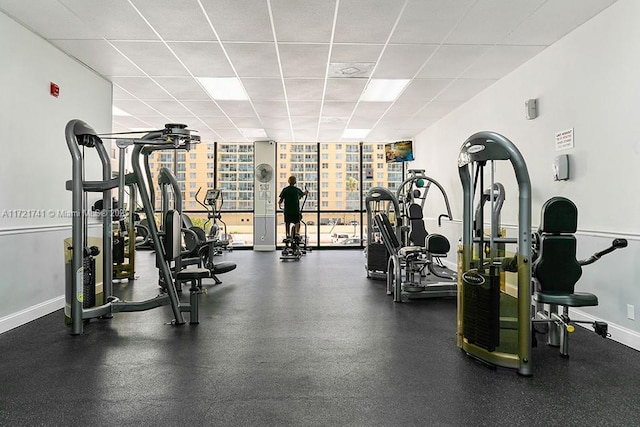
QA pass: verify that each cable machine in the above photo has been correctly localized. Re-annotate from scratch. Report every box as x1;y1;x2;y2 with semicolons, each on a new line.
457;131;532;376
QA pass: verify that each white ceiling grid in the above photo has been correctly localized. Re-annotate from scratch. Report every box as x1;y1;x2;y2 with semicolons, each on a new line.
0;0;618;143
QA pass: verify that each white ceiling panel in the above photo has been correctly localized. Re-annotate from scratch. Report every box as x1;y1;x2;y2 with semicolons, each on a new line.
169;42;235;77
289;101;322;117
130;0;215;41
200;0;273;42
112;77;173;100
201;116;236;129
373;44;438;79
446;0;546;45
435;79;496;102
279;44;331;78
143;100;191;117
111;41;189;77
334;0;405;43
216;101;257;117
330;44;384;63
0;0;97;39
262;117;293;130
215;128;246;140
394;79;452;105
390;0;476;44
153;77;209;100
180;101;225;117
462;45;546;79
265;129;293;141
242;78;286;101
418;45;490;79
504;0;618;46
113;116;159;129
0;0;615;142
284;79;325;101
224;43;281;78
58;0;157;40
253;101;289;118
271;0;335;43
51;40;144;77
322;102;357;117
324;79;367;102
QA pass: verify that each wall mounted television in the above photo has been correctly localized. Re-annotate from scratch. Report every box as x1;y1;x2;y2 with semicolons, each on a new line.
384;140;414;163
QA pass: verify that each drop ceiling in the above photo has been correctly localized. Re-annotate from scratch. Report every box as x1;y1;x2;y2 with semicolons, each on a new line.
0;0;617;143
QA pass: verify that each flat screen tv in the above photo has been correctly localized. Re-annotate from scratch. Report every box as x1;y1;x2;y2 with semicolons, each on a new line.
385;140;414;163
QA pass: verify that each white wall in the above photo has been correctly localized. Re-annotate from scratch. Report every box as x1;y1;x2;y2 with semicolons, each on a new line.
414;0;640;347
0;12;112;332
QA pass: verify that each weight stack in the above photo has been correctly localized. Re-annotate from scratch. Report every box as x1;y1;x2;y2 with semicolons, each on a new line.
462;268;500;352
82;256;96;309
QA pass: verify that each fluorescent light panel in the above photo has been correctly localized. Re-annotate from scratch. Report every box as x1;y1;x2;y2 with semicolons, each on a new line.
341;128;370;138
360;79;410;102
197;77;248;100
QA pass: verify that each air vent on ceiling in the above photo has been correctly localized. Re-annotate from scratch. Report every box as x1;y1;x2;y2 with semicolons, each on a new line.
328;62;375;78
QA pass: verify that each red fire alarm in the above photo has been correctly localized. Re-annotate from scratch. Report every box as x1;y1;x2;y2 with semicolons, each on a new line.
50;82;59;98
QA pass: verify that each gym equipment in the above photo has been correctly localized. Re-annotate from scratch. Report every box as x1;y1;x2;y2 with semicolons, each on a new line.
457;131;533;375
364;187;399;278
530;196;627;357
193;187;231;254
65;120;206;335
280;189;308;261
157;170;236;286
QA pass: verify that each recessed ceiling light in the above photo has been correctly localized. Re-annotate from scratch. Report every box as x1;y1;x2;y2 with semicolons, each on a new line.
239;128;267;138
112;106;131;116
341;129;370;139
360;79;410;102
197;77;248;101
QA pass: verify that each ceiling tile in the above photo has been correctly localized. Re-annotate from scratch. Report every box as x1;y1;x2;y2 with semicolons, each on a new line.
113;100;160;116
113;85;136;100
434;78;496;102
143;100;191;117
279;44;330;78
201;116;235;129
418;44;490;79
180;100;225;117
322;102;357;116
394;79;452;105
324;78;367;102
384;102;427;119
319;116;348;129
373;44;438;78
242;78;285;101
346;116;378;129
216;101;257;117
168;42;235;77
113;116;158;129
215;128;246;140
265;129;293;141
330;43;384;63
253;101;289;117
52;40;144;77
271;0;335;43
284;79;325;100
334;0;405;43
200;0;273;42
414;101;462;119
352;102;393;119
59;0;157;40
445;0;546;45
462;45;545;79
111;41;190;77
289;101;322;117
154;77;209;100
112;77;173;100
230;116;264;128
224;43;281;78
391;0;476;44
291;117;320;129
262;117;292;130
130;0;215;41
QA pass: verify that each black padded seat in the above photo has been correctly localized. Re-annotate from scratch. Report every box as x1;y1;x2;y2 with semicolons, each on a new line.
212;261;236;274
534;291;598;307
425;234;450;256
176;268;211;281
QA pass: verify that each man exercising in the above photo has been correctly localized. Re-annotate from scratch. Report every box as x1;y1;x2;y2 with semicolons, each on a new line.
278;175;308;239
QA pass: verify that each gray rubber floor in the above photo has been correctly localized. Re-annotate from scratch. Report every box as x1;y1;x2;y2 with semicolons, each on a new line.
1;249;639;426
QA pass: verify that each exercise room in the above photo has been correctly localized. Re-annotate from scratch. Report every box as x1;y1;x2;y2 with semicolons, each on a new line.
1;1;639;425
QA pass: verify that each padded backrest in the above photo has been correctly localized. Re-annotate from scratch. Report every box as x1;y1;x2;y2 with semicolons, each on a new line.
164;209;182;261
374;213;401;253
533;196;582;293
425;234;450;256
408;203;428;246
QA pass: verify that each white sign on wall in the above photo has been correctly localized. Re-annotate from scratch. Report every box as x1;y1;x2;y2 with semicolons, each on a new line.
555;128;574;151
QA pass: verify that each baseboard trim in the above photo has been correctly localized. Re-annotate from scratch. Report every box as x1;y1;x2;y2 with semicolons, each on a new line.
570;308;640;352
0;296;64;334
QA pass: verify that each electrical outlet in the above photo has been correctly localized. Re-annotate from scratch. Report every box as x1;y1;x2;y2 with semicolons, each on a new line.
627;304;635;321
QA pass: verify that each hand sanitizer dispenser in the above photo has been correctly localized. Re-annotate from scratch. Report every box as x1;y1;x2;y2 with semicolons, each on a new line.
553;154;569;181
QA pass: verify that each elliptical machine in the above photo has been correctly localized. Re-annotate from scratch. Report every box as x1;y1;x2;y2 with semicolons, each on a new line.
280;190;308;261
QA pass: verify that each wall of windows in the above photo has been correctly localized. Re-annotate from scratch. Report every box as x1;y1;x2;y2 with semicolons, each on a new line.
145;141;405;248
